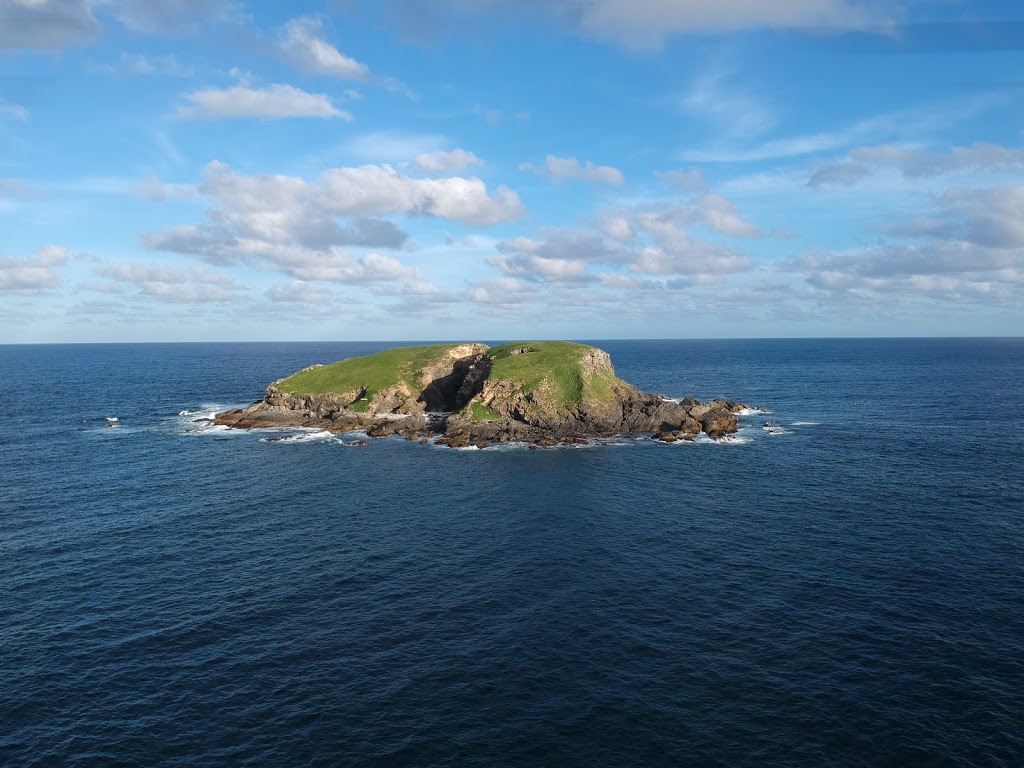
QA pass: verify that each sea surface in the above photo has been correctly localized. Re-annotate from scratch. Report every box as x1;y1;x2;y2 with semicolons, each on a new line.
2;338;1022;768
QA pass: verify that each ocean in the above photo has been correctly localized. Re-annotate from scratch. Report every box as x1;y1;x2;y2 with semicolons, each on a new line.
2;338;1022;767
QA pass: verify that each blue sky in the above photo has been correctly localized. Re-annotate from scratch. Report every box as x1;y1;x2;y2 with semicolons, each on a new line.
2;0;1023;342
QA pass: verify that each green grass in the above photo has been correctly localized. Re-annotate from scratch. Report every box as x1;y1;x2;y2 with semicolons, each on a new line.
487;341;619;409
469;401;502;421
276;343;474;402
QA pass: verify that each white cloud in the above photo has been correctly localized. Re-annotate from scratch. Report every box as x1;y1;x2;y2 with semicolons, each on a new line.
787;183;1024;305
520;155;625;185
415;149;483;174
0;100;28;121
142;160;524;284
317;164;525;225
807;161;870;188
0;0;100;49
96;261;244;302
266;281;332;304
0;244;68;294
695;194;763;238
174;84;351;120
371;0;887;48
107;0;237;33
656;168;708;193
489;253;589;282
681;66;775;139
850;141;1024;179
102;52;194;77
568;0;877;46
278;16;370;80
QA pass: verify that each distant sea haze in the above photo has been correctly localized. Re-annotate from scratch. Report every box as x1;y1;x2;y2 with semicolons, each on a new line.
2;339;1022;767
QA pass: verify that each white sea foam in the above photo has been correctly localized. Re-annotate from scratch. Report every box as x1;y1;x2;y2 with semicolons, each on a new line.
737;407;771;416
791;421;820;426
258;429;336;445
716;434;752;445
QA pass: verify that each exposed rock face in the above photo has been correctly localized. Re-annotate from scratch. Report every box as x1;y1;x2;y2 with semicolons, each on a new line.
213;342;753;446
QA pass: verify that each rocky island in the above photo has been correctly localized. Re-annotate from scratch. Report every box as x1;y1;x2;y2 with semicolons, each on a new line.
213;341;752;447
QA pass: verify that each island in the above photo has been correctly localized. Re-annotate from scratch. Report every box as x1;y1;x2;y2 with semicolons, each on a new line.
212;341;752;447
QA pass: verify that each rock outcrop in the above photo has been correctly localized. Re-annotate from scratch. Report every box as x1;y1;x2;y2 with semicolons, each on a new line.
212;341;753;446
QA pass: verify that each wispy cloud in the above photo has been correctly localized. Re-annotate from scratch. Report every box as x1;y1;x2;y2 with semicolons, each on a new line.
173;84;351;121
520;155;625;185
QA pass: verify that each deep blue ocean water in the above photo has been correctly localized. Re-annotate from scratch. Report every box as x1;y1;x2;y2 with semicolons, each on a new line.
2;338;1022;767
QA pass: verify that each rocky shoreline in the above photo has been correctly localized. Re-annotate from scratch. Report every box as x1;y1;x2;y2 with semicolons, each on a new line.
212;343;755;448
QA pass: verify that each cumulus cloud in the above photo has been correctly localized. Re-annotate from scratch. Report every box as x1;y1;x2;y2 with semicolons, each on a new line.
520;155;624;185
278;16;370;79
694;194;763;238
791;183;1024;305
0;0;100;49
855;142;1024;178
809;142;1024;186
489;253;589;282
656;168;708;193
415;149;482;174
96;261;243;302
491;203;755;285
317;165;525;224
174;84;351;120
0;244;69;294
142;160;524;284
266;281;332;304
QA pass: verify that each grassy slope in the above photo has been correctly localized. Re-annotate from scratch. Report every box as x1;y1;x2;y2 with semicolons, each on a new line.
481;341;623;416
275;343;473;412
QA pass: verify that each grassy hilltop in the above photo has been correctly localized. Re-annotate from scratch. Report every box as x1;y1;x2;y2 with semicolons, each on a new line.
273;341;631;420
214;340;747;443
275;343;485;413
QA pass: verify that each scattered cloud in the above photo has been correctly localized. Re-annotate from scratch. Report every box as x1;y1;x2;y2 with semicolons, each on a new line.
854;141;1024;178
489;253;590;283
265;280;332;304
520;155;625;185
173;83;351;120
656;168;708;193
141;160;525;284
562;0;880;47
107;0;238;34
96;52;194;77
788;183;1024;304
0;0;100;49
807;161;870;188
0;244;69;294
317;164;525;224
367;0;888;49
808;141;1024;187
95;261;244;302
415;149;482;174
278;15;370;80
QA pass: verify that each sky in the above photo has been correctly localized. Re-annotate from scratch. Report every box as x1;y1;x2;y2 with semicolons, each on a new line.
2;0;1024;342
